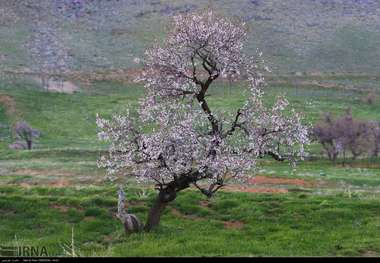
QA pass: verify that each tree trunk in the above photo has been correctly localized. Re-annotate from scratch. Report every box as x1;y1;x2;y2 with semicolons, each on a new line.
329;151;337;163
144;195;169;231
41;75;47;91
144;183;179;231
127;174;195;232
26;140;32;150
46;76;50;91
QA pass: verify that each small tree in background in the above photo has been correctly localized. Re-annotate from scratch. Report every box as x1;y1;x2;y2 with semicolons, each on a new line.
313;109;371;161
97;10;309;232
312;113;341;162
361;91;378;105
335;109;371;160
9;121;40;150
369;121;380;158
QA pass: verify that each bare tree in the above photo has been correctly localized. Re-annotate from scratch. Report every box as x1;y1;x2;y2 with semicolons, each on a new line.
361;91;378;105
313;109;371;161
312;113;341;162
337;109;371;160
369;121;380;158
97;10;309;232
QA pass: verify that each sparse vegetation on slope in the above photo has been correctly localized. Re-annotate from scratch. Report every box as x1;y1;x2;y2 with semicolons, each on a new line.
1;0;380;73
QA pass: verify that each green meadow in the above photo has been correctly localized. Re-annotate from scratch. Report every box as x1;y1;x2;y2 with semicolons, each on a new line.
0;75;379;256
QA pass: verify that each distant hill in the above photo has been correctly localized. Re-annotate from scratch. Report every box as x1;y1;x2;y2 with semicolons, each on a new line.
1;0;380;74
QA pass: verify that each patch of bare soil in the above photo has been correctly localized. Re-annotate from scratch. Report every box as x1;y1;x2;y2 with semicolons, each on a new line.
14;169;77;177
48;80;79;94
218;175;316;194
48;179;72;188
199;200;210;207
223;221;245;230
222;185;288;194
68;69;131;86
248;176;310;187
0;94;16;117
12;168;106;187
32;76;80;94
305;80;338;89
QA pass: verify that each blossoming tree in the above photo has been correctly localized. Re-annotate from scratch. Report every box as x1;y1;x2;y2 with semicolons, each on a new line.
97;10;309;232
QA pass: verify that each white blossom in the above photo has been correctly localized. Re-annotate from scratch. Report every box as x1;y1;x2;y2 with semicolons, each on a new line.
97;10;309;197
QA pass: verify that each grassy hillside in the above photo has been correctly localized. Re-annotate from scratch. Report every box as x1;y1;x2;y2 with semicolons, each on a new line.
1;75;379;151
0;74;379;256
2;0;380;74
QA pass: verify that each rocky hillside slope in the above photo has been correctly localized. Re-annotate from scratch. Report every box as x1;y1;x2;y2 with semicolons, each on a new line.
0;0;380;74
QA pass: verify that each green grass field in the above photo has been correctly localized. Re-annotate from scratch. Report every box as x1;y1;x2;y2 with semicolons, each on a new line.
0;75;379;256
